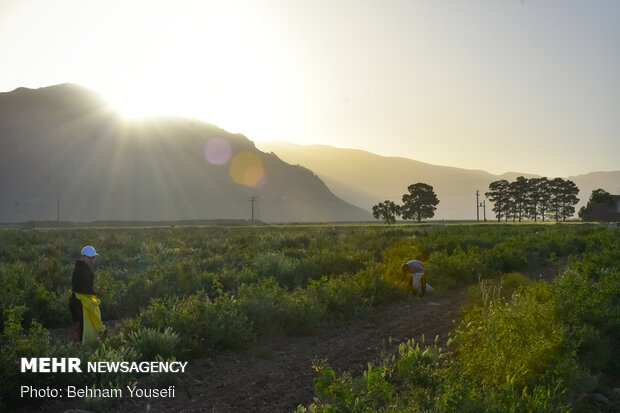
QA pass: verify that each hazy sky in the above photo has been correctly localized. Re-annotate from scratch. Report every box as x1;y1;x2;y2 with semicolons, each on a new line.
1;0;618;177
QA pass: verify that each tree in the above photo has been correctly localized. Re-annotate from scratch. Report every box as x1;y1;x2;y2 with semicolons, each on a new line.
558;179;579;221
548;178;563;222
578;188;615;221
486;179;510;222
372;200;401;224
588;188;615;205
536;177;552;222
401;183;440;223
509;176;529;222
548;178;579;221
525;177;551;222
525;177;541;221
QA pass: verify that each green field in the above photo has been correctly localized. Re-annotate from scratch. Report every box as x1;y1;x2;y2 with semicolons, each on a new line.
1;224;618;412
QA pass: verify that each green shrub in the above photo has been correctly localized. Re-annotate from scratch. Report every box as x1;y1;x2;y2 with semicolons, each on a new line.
137;292;256;356
254;252;298;289
0;306;52;410
128;327;182;361
88;343;140;389
237;277;285;334
278;289;327;336
429;245;489;287
485;243;529;273
501;272;531;291
449;281;579;391
298;338;443;413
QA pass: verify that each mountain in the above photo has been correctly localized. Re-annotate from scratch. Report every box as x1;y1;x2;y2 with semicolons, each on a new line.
0;84;371;223
255;142;620;220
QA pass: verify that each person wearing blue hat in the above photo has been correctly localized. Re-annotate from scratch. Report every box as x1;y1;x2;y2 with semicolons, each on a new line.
69;246;101;344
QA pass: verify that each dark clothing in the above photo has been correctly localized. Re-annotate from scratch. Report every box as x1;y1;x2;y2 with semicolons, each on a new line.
69;260;95;323
69;295;83;323
72;260;96;294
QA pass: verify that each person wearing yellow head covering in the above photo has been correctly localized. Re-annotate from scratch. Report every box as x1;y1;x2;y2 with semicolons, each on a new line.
401;260;434;296
69;246;103;344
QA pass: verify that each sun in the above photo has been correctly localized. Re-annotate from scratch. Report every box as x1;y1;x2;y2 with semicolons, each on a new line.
100;86;171;119
77;0;309;137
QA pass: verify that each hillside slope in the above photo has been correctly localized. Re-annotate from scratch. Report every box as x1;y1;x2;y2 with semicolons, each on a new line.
257;142;620;220
0;85;371;223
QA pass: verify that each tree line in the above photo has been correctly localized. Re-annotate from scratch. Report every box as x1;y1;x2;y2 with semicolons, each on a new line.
372;183;439;224
371;178;584;224
485;177;579;222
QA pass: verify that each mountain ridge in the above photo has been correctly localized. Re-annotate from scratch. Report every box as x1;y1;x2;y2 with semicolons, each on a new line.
256;141;620;220
0;84;371;223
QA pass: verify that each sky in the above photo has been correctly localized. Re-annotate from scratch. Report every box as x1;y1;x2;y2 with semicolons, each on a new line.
1;0;619;178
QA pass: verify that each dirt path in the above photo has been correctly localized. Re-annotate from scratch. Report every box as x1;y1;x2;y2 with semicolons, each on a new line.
117;293;465;413
31;293;466;413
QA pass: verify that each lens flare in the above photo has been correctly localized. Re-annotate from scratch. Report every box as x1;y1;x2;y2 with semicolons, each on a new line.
203;138;232;165
230;152;266;187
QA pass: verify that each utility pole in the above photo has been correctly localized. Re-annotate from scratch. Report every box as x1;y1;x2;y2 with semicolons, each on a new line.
476;190;480;222
249;196;256;221
57;198;60;223
483;199;487;222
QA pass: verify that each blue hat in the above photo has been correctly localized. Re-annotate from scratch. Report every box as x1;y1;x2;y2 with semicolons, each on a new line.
81;246;99;257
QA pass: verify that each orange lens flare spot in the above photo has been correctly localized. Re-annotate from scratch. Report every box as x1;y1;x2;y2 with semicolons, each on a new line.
229;152;266;187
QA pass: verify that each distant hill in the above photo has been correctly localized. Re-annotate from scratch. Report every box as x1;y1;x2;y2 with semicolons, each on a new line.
256;142;620;220
0;84;371;223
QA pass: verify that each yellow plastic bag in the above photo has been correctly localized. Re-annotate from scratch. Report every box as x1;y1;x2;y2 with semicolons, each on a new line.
75;293;104;345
